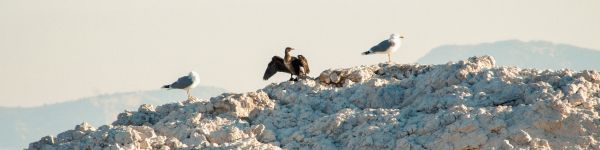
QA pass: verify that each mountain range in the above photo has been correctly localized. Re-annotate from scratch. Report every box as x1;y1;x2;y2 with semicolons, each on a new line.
418;40;600;71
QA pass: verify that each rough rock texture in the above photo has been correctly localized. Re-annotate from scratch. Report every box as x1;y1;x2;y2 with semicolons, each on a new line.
29;56;600;150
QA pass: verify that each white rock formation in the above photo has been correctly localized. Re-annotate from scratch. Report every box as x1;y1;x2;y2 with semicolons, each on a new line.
28;56;600;150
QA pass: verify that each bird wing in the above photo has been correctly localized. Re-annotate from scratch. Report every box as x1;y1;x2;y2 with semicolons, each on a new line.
369;40;395;53
263;56;290;80
296;55;310;74
169;75;194;89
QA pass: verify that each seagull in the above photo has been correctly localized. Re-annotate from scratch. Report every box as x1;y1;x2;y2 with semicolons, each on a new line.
362;34;404;62
162;71;200;99
263;47;310;81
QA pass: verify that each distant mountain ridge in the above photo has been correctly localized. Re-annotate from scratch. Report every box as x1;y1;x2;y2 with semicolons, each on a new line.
418;40;600;71
0;86;227;150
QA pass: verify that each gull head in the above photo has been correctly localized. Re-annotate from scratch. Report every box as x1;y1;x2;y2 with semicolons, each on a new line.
189;71;199;77
390;34;404;39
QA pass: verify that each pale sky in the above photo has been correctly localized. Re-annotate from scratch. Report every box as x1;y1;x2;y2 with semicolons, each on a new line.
1;0;599;107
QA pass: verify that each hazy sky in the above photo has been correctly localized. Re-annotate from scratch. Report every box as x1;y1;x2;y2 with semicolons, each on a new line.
1;0;599;107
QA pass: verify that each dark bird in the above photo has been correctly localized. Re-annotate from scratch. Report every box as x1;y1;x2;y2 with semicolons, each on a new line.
162;71;200;99
263;47;310;81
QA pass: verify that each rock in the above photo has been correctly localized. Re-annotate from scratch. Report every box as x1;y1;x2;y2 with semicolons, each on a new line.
138;104;155;113
510;130;532;145
75;122;95;132
330;71;341;83
319;70;332;84
27;56;600;150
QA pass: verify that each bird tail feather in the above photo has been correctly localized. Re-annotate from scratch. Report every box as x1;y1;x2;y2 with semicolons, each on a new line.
362;51;372;55
162;85;170;89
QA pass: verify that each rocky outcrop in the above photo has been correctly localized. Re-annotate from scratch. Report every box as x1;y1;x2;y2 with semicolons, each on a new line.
28;56;600;149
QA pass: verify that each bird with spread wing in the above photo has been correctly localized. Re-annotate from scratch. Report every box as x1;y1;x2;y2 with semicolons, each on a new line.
263;47;310;81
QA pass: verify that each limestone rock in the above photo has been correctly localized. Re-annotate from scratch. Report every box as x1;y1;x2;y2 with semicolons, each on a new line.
28;56;600;149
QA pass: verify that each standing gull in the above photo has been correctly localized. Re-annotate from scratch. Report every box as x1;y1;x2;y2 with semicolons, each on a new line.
263;47;310;81
362;34;404;62
162;71;200;99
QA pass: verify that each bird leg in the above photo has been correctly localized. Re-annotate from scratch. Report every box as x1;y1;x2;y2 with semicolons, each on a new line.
387;54;391;63
186;89;191;99
297;73;305;81
289;74;295;81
